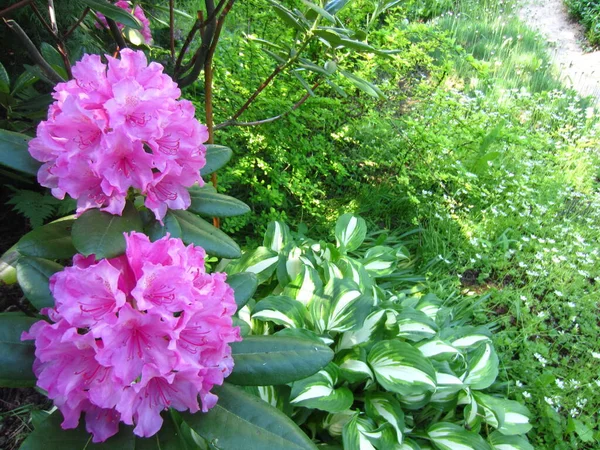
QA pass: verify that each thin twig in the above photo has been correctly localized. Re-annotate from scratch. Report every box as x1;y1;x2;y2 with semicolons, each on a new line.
202;0;227;27
174;18;200;75
106;17;127;50
3;18;65;84
0;0;33;18
29;3;54;37
63;7;90;38
216;81;320;130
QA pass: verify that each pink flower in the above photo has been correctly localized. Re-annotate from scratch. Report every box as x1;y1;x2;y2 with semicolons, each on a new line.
28;49;208;222
95;1;153;45
22;232;240;442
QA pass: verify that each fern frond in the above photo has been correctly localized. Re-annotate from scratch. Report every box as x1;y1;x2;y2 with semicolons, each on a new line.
6;189;59;228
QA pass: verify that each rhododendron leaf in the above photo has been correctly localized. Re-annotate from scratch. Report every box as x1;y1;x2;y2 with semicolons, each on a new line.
16;218;76;259
146;212;182;241
324;0;353;14
427;422;493;450
188;187;251;217
335;213;367;252
228;271;258;310
183;383;318;450
367;340;437;396
171;210;241;259
72;202;143;259
0;62;9;94
82;0;142;29
268;1;307;31
19;411;135;450
16;256;62;310
252;295;307;328
0;129;40;176
301;0;336;23
339;70;385;99
0;313;37;387
200;145;233;176
228;335;333;385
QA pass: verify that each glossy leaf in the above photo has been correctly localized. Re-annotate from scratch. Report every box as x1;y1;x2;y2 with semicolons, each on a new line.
252;295;307;328
0;313;37;387
365;392;405;444
188;186;251;217
463;342;499;390
336;347;373;383
264;220;293;253
489;432;534;450
82;0;142;29
16;257;62;310
183;383;318;450
228;335;333;385
335;213;367;252
301;0;336;23
146;212;183;241
324;0;354;14
427;423;493;450
228;272;258;310
200;144;233;176
226;246;278;283
16;218;76;259
290;364;353;413
268;0;306;31
0;62;10;94
0;129;40;176
171;210;241;259
71;202;143;259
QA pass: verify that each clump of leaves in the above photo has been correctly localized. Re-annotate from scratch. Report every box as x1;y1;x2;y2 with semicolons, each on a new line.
6;188;76;228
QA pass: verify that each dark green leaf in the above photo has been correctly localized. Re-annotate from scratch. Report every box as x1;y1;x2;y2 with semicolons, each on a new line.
146;212;183;241
0;129;40;176
188;186;251;217
301;0;336;23
171;210;241;259
200;145;233;176
0;62;9;94
16;257;62;310
19;411;135;450
228;335;333;386
182;383;318;450
324;0;353;14
0;313;37;387
16;218;77;260
340;70;385;99
82;0;142;29
71;202;143;259
268;0;307;31
40;43;64;69
228;272;258;310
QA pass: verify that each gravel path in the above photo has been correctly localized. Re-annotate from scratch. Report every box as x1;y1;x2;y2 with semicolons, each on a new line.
520;0;600;100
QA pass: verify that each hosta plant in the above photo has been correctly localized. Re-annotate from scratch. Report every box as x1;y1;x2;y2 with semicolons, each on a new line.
223;214;534;450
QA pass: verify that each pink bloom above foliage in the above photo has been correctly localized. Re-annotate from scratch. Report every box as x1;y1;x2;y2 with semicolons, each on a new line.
96;1;153;45
22;232;240;442
28;49;207;221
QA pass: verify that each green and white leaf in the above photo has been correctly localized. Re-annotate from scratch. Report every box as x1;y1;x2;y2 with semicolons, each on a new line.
463;342;499;390
427;423;493;450
368;340;437;396
489;432;534;450
335;213;367;252
396;308;438;342
335;346;373;384
283;265;323;305
361;246;397;277
416;338;460;361
323;410;356;437
290;363;353;413
226;246;278;284
337;309;385;350
264;220;293;253
473;393;532;436
365;392;405;444
415;293;442;320
337;256;373;293
252;295;307;328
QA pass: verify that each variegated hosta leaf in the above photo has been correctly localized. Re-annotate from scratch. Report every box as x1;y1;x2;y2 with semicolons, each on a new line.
242;385;289;411
337;309;386;351
361;245;398;277
458;390;481;431
463;342;499;390
395;308;438;342
323;410;356;437
443;326;492;351
282;265;323;306
398;438;422;449
252;295;307;328
290;363;353;413
337;256;373;293
335;213;367;252
276;246;304;286
473;393;533;436
310;278;372;334
415;293;442;320
365;392;405;444
263;220;293;253
323;260;344;284
367;340;437;396
427;423;493;450
225;246;278;284
488;432;534;450
342;415;383;450
335;347;373;384
416;338;461;361
429;372;464;407
398;391;433;410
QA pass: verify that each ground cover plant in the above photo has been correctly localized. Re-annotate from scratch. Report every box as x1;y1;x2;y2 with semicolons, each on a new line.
565;0;600;47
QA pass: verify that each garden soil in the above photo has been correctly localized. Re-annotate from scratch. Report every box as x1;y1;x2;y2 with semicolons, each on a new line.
520;0;600;100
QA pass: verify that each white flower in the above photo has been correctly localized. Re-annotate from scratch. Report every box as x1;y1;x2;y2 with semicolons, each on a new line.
523;391;531;399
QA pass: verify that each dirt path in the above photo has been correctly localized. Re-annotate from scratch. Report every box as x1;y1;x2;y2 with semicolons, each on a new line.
520;0;600;100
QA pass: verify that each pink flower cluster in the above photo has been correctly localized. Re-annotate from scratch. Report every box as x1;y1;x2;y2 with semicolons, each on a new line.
96;1;153;45
29;49;207;221
22;232;240;442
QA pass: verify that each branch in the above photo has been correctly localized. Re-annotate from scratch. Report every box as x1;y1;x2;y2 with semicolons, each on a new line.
3;18;65;84
174;17;201;76
169;0;175;61
176;0;217;88
215;81;320;130
0;0;33;18
29;3;55;36
63;7;90;38
106;17;127;50
202;0;227;27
